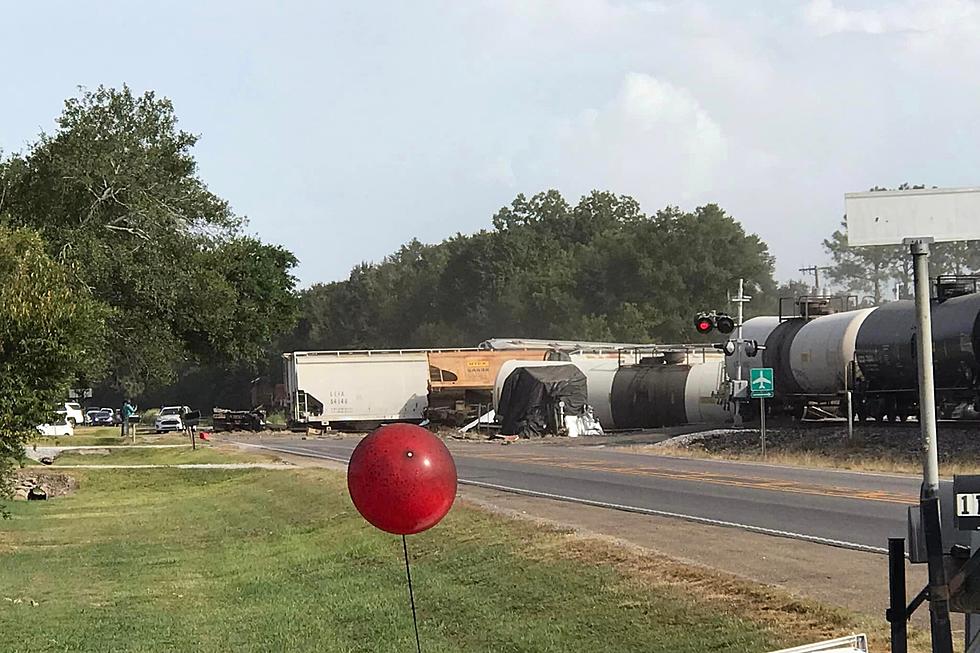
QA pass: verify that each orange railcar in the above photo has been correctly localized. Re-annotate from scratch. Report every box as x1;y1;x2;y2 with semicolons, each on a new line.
426;349;557;423
428;350;552;390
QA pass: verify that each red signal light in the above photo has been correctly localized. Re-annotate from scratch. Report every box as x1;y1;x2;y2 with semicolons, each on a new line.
695;315;714;334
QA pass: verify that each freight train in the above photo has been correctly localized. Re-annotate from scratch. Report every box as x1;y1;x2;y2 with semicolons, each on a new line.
282;340;646;429
731;279;980;422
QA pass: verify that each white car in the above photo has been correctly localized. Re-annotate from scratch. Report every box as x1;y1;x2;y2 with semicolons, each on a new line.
57;402;85;426
155;406;189;433
37;418;74;437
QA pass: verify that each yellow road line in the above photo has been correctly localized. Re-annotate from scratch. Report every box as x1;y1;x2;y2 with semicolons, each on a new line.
462;451;916;504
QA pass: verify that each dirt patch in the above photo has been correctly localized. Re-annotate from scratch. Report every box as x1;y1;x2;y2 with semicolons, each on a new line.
643;424;980;476
74;448;110;456
11;470;79;500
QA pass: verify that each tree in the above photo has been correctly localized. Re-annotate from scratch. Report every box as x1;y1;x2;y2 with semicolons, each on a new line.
0;86;297;395
285;190;777;351
823;220;898;305
0;227;103;515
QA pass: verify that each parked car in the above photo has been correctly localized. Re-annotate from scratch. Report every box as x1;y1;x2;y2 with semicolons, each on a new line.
91;408;115;426
56;402;85;426
85;408;103;425
37;418;74;437
155;406;190;433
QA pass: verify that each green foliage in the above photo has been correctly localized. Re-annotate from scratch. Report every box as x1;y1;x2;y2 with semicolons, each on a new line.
823;220;898;305
0;86;298;395
0;226;103;512
292;190;776;350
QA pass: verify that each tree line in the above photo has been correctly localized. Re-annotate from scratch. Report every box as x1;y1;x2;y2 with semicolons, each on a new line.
282;190;781;354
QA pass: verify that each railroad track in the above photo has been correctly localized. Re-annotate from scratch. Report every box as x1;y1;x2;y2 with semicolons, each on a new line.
779;417;980;430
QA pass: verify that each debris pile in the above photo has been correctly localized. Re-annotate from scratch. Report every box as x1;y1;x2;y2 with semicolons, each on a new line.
212;407;267;432
11;471;78;501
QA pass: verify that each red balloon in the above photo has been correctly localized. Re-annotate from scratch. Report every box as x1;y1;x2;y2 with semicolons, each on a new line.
347;424;457;535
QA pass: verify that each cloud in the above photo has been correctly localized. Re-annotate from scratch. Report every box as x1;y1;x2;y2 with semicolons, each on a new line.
802;0;980;75
543;72;727;201
803;0;979;36
480;155;517;187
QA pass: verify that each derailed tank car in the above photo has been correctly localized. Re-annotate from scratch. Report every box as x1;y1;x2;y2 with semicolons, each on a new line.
606;357;729;429
494;351;730;432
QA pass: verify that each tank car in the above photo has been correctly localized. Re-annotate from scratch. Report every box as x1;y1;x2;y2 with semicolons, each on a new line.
854;291;980;420
494;356;730;431
789;308;875;395
735;288;980;422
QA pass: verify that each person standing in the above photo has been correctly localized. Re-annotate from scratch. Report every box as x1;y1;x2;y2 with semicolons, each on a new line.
121;399;136;438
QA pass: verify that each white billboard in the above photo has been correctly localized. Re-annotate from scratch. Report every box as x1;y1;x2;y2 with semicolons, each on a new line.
845;187;980;247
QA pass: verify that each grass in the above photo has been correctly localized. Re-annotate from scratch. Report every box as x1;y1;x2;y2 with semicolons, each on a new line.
643;425;980;477
0;465;872;653
31;426;189;448
50;445;283;466
650;443;980;478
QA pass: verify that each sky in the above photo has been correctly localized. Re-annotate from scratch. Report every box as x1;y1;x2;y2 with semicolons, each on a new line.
3;0;980;287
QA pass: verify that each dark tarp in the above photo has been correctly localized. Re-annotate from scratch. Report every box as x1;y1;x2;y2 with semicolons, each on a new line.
497;364;588;437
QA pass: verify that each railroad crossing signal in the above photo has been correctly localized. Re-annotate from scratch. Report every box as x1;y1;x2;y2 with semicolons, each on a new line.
693;311;735;335
750;368;774;398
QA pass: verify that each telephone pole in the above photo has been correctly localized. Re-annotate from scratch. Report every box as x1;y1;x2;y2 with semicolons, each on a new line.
799;265;832;295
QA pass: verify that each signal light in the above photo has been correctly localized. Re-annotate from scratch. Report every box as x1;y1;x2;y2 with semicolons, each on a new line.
694;311;735;335
695;314;714;334
715;315;735;334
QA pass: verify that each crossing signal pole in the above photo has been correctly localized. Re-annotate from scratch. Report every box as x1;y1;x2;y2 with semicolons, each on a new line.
732;279;749;426
693;279;761;427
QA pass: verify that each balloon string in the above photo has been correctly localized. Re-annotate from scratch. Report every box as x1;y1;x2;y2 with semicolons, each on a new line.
402;535;422;653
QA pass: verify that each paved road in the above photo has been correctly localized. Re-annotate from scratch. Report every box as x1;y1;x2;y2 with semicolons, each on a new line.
237;436;919;553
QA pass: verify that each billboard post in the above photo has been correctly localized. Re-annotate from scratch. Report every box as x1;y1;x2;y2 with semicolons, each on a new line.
844;186;980;653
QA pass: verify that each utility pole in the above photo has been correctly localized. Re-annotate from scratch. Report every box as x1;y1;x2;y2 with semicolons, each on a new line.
799;265;832;295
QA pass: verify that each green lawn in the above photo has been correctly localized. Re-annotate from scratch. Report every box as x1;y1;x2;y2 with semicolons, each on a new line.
31;427;188;447
50;445;281;466
0;467;845;652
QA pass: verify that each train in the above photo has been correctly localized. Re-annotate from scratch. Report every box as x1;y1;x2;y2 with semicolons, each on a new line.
731;279;980;422
282;340;646;429
284;280;980;434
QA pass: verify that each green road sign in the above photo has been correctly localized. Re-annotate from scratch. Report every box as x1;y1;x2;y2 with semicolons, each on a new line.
750;367;774;398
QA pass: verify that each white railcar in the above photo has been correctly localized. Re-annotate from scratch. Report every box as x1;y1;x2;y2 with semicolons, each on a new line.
789;308;876;395
283;350;430;428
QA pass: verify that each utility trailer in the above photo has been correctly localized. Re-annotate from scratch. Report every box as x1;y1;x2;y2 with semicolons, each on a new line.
283;350;431;429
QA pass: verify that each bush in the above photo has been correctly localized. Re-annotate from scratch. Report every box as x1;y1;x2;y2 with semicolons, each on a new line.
140;408;160;425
